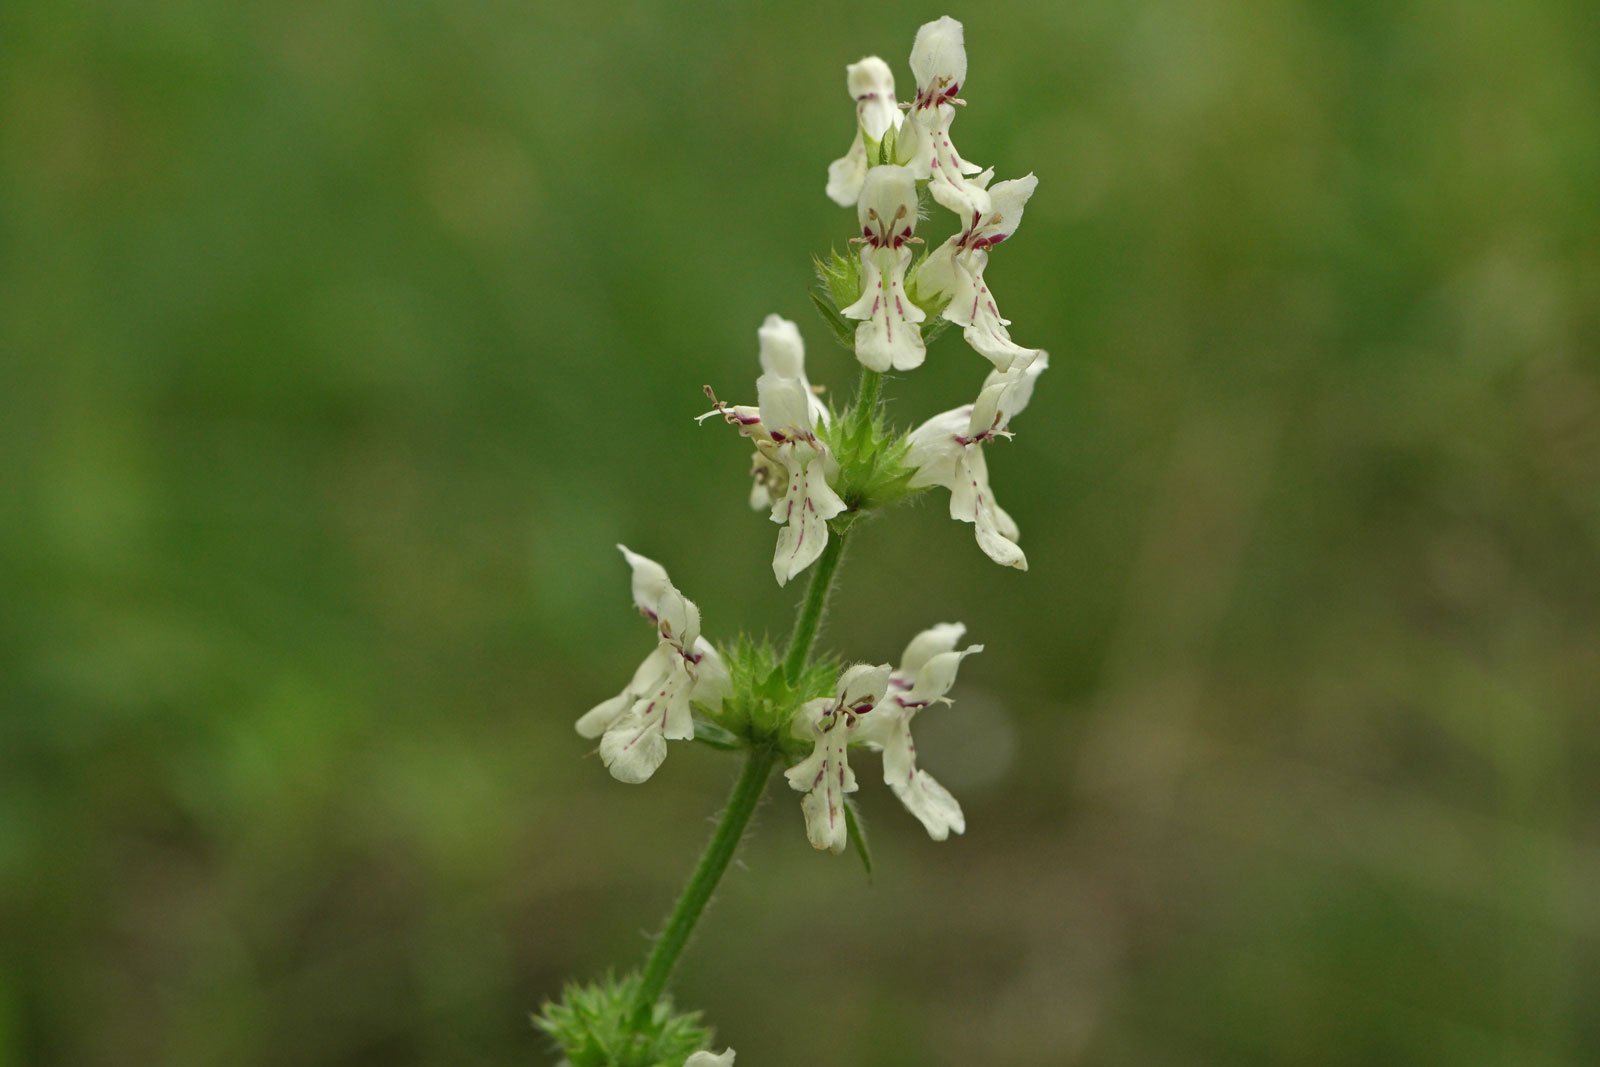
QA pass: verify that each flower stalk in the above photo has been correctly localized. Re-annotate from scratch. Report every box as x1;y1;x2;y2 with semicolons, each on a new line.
630;746;776;1028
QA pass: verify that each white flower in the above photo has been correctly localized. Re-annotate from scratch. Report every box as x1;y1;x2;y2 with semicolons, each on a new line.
860;624;982;840
909;15;967;104
914;173;1043;371
840;165;927;372
906;355;1048;569
703;319;847;585
575;546;731;784
825;57;901;208
896;17;990;219
757;313;829;430
784;663;892;853
684;1049;736;1067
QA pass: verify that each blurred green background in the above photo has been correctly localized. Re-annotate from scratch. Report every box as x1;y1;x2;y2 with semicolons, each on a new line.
3;1;1598;1064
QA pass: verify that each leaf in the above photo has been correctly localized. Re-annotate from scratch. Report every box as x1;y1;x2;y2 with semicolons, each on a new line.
809;289;856;351
843;798;874;881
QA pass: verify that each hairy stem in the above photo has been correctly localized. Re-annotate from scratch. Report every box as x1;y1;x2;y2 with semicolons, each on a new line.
854;367;882;426
631;746;777;1025
781;533;846;684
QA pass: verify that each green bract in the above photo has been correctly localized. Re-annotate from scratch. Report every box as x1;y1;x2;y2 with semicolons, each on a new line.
713;636;838;747
534;973;712;1067
821;389;922;518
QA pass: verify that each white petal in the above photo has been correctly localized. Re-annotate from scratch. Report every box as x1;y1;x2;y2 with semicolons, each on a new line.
905;412;968;491
892;768;966;840
901;645;983;706
914;105;987;217
909;16;967;100
684;1050;736;1067
896;623;968;682
617;544;673;618
825;130;868;207
942;250;1043;373
756;372;813;435
598;662;696;783
848;56;899;141
893;107;933;178
837;662;892;710
976;173;1039;246
974;351;1049;432
950;447;1027;570
653;586;702;648
690;636;731;710
874;699;967;841
789;696;836;741
785;727;855;853
598;700;669;784
770;452;845;586
757;314;806;378
576;643;675;738
574;693;629;740
911;239;960;302
841;246;926;372
855;164;918;246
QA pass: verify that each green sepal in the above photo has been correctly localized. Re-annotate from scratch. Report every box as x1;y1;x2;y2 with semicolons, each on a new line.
689;717;739;751
809;288;855;351
843;798;875;881
811;248;863;351
716;636;838;746
873;125;899;166
533;971;712;1067
821;396;922;517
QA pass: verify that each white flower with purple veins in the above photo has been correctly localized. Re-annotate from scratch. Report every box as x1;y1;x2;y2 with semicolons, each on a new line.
684;1049;735;1067
785;663;892;853
861;624;982;840
906;354;1048;570
825;56;902;208
703;319;847;585
575;546;731;784
915;173;1043;372
896;16;990;219
841;164;927;372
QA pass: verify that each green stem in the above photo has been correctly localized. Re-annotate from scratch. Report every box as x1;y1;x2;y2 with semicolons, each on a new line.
854;367;882;419
631;747;776;1023
781;532;846;684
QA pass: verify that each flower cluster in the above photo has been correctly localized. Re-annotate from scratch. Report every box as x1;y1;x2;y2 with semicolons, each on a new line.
785;625;981;852
578;14;1047;852
553;16;1053;1065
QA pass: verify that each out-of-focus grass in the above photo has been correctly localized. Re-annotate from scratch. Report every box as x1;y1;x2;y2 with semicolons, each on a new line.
2;2;1597;1065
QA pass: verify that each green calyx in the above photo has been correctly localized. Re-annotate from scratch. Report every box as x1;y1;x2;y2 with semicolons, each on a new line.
822;388;921;519
811;247;862;352
534;972;712;1067
708;636;838;747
